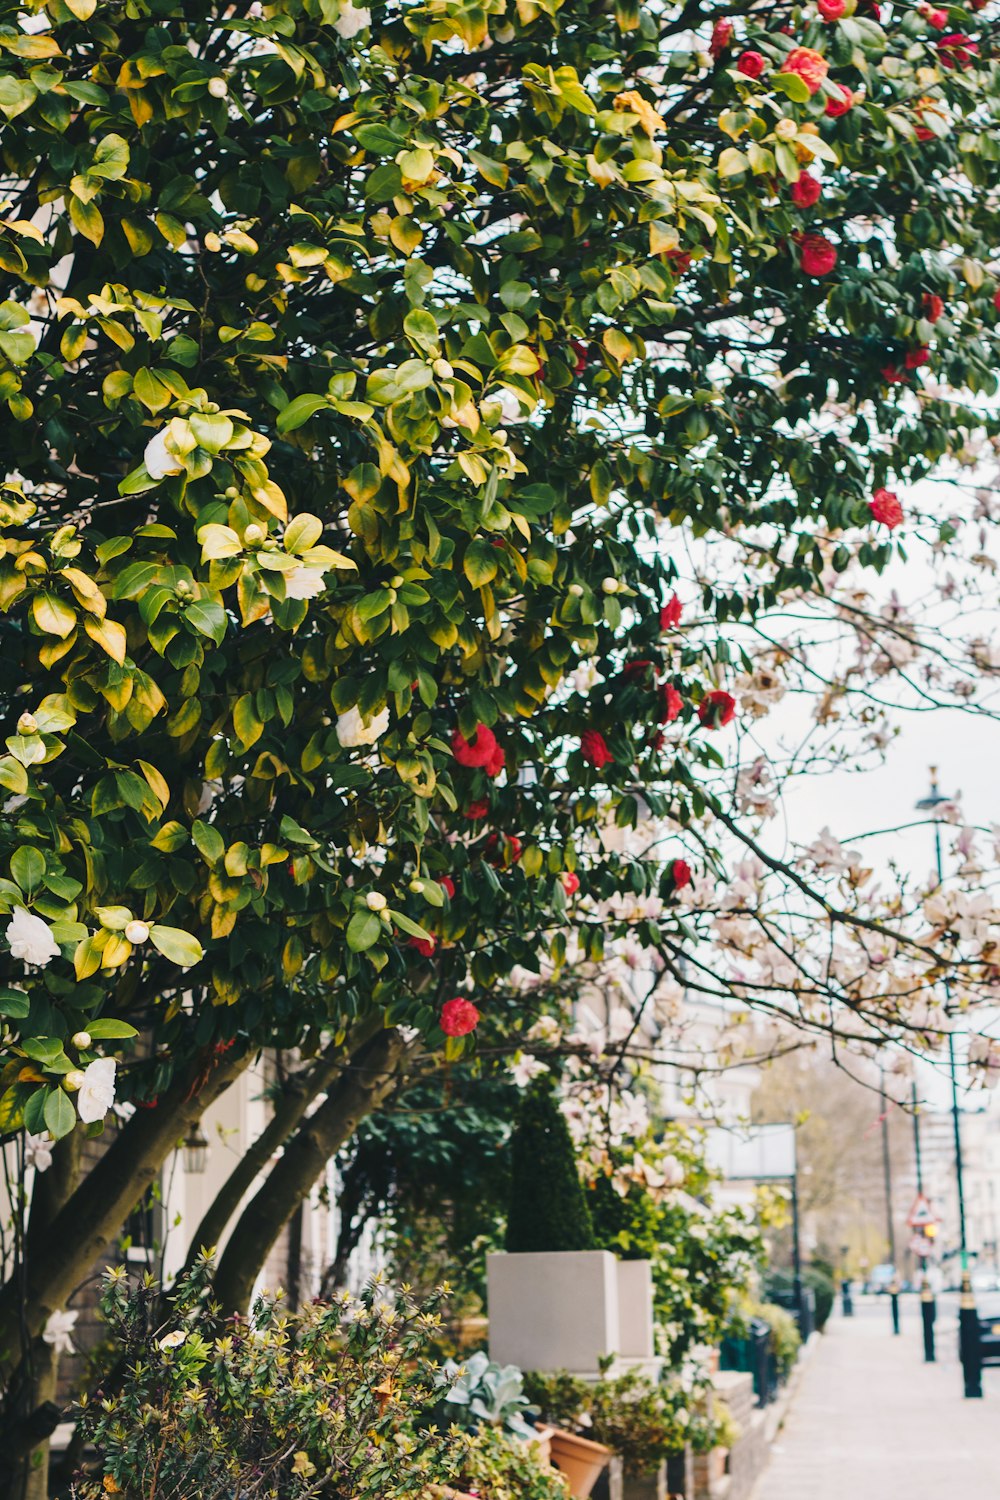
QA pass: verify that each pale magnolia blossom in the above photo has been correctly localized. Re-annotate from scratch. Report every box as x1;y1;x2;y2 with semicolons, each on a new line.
680;874;717;910
336;705;390;747
525;1014;562;1044
43;1309;78;1355
734;664;786;718
659;1153;685;1188
801;827;860;876
510;1055;551;1088
6;907;60;967
333;2;371;37
968;1034;1000;1088
77;1058;117;1124
143;427;185;479
24;1132;53;1172
736;758;777;819
283;566;327;600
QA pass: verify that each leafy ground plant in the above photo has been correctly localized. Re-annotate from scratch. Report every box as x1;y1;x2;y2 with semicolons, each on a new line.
73;1258;464;1500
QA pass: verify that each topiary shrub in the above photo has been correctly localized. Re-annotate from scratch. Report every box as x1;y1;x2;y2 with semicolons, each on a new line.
505;1087;595;1253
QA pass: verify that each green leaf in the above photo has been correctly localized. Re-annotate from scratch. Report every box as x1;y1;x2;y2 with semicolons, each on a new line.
44;1087;77;1141
0;988;30;1018
86;1019;139;1040
387;909;434;943
277;394;330;433
347;910;383;952
149;925;204;967
184;599;228;644
463;540;499;588
10;846;44;894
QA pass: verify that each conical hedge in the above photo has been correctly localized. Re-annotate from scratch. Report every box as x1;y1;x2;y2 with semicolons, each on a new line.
505;1086;596;1253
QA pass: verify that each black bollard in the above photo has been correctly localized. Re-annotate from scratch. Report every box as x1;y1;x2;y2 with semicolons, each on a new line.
890;1281;901;1336
920;1279;936;1363
841;1279;854;1318
959;1272;983;1399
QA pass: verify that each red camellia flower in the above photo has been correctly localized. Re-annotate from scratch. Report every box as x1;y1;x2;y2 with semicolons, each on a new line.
993;288;1000;312
869;488;904;529
571;339;589;375
737;49;767;77
937;33;979;68
791;172;822;208
922;292;944;323
784;47;829;95
667;249;693;275
660;592;683;629
698;691;737;729
440;998;480;1037
672;859;692;889
904;346;930;370
440;875;456;898
710;18;734;57
622;658;655;682
580;728;614;767
485;832;522;866
408;935;436;957
800;234;838;277
919;2;948;24
881;364;908;384
464;799;489;820
660;684;684;723
562;872;581;896
452;724;498;768
825;83;855;117
818;0;845;18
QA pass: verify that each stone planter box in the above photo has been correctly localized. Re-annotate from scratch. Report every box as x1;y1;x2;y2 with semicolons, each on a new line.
486;1250;654;1374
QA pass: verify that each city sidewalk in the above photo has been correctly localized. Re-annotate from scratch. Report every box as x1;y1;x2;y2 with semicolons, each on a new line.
752;1296;999;1499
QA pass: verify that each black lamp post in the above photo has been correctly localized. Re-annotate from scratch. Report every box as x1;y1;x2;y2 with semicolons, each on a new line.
915;768;980;1396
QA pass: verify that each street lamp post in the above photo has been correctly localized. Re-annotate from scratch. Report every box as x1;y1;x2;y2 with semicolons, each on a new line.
914;769;981;1397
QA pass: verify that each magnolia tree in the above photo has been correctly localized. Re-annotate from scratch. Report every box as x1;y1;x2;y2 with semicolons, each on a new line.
3;0;1000;1479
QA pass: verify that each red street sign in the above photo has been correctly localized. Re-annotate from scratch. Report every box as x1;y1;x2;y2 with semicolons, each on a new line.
907;1193;938;1229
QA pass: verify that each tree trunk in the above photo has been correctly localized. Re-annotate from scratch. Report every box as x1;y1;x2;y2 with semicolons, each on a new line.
211;1028;406;1313
177;1025;381;1279
0;1046;249;1374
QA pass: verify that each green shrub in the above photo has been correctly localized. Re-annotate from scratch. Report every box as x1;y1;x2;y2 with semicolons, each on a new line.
75;1259;464;1500
764;1266;835;1333
754;1301;802;1379
505;1087;595;1253
455;1426;571;1500
523;1367;698;1475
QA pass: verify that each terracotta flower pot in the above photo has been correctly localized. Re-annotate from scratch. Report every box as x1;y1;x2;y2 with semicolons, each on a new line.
531;1423;558;1466
548;1427;612;1498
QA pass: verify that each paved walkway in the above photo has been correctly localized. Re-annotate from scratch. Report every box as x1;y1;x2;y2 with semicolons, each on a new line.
754;1296;1000;1499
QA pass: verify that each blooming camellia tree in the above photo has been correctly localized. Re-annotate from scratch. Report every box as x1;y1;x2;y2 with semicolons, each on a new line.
3;0;1000;1480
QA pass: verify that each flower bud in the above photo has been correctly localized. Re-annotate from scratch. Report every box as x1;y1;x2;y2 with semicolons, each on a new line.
204;232;222;252
390;575;404;588
601;577;620;594
409;879;424;894
125;920;150;944
568;583;584;597
774;119;797;140
208;77;228;98
71;1030;92;1050
365;892;387;911
64;1070;85;1093
243;524;265;546
432;359;454;379
16;713;37;736
175;579;192;597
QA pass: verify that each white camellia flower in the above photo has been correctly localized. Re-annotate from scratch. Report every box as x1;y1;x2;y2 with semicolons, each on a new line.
76;1058;117;1125
336;705;390;748
333;2;371;37
6;907;60;967
43;1308;78;1355
144;428;185;480
284;566;327;600
25;1132;53;1173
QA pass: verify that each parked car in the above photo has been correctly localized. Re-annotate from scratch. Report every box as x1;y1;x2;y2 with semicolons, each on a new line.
865;1264;897;1295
